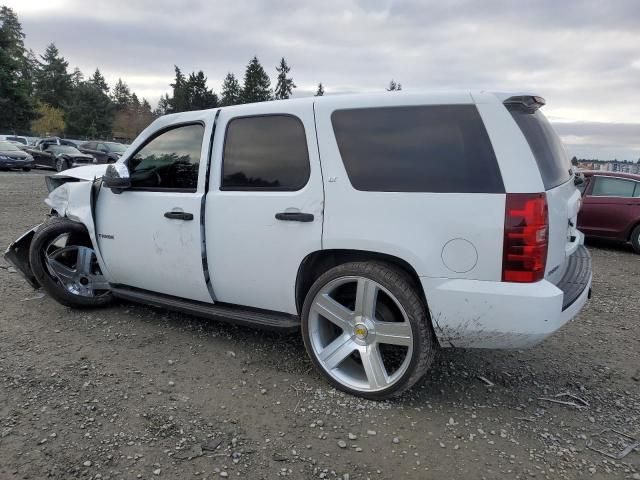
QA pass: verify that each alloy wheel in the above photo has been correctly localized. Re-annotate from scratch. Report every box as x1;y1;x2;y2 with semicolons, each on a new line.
308;276;414;392
44;233;110;297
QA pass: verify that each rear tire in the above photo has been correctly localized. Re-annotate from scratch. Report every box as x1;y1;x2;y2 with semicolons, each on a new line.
631;225;640;254
55;158;67;172
301;261;436;400
29;217;112;308
22;167;31;172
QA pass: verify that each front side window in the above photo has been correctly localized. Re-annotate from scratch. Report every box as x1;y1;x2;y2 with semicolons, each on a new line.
331;105;504;193
128;124;204;191
221;115;310;190
591;176;637;198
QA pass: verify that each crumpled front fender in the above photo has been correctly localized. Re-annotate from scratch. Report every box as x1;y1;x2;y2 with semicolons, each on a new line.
44;181;113;282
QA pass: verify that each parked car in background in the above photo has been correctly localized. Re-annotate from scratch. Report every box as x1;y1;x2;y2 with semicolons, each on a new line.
5;91;592;399
35;137;78;148
577;171;640;253
27;143;95;171
0;135;30;146
79;141;128;164
0;141;34;171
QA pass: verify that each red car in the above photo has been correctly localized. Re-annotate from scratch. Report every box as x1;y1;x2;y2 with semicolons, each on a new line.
577;171;640;253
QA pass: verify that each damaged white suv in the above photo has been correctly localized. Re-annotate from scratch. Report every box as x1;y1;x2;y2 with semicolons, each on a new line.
5;91;592;399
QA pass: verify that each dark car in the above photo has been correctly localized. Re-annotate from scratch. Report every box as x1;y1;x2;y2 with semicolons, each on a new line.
577;171;640;253
0;141;35;171
79;141;128;164
26;143;95;172
35;137;78;148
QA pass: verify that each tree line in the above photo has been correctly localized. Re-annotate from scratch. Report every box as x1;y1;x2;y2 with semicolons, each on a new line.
1;6;401;142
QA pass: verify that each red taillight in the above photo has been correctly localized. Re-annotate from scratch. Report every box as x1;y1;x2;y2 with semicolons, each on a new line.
502;193;548;283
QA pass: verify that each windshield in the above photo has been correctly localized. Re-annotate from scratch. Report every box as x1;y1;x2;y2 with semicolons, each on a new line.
106;142;127;153
0;142;21;152
49;145;81;155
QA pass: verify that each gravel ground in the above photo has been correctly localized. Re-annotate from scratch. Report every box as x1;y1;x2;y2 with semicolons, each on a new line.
1;170;639;480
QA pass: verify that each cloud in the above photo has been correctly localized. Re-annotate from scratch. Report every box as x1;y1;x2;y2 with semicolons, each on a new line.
5;0;639;158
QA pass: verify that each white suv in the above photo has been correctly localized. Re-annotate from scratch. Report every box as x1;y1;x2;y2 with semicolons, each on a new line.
5;91;592;399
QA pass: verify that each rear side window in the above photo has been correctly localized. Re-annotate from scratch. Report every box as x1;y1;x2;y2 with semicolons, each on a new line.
507;105;572;189
330;105;504;193
222;115;310;191
591;176;638;198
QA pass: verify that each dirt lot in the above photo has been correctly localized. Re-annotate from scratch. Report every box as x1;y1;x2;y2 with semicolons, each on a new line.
1;170;639;480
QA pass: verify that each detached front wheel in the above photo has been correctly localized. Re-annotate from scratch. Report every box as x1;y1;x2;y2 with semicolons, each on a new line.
29;217;112;308
301;262;436;400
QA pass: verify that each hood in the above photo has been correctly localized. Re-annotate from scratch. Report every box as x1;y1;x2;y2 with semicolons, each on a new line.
0;150;30;159
45;164;109;192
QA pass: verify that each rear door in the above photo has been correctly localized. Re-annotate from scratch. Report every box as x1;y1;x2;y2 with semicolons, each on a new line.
205;101;324;314
506;103;580;283
579;176;640;240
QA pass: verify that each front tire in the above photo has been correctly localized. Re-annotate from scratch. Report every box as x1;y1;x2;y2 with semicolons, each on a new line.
631;224;640;254
301;262;436;400
29;217;112;308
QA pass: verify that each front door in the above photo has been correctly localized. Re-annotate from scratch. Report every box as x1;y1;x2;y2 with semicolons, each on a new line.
205;101;324;314
95;120;213;302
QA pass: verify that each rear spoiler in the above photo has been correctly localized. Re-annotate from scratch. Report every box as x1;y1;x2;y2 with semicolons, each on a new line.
503;95;546;111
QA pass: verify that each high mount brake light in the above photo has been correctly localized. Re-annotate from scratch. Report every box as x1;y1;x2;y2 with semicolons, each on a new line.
503;95;546;111
502;193;548;283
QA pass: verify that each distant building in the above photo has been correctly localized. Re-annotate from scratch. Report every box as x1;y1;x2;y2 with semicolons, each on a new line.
575;158;640;174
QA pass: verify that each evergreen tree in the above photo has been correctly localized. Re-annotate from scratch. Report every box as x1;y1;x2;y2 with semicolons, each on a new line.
0;6;36;131
65;77;113;138
90;68;109;94
186;71;218;110
35;43;73;109
315;83;325;96
70;67;83;87
155;94;171;116
241;56;272;103
169;66;189;112
386;79;402;91
274;57;296;100
220;72;242;106
112;78;132;109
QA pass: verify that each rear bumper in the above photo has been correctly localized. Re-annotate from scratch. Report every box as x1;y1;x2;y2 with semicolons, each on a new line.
421;246;592;349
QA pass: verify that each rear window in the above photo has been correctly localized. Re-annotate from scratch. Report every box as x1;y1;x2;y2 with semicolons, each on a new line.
331;105;504;193
507;105;572;189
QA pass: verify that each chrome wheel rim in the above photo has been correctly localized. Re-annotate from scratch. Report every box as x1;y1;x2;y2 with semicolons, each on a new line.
308;276;414;393
44;233;110;297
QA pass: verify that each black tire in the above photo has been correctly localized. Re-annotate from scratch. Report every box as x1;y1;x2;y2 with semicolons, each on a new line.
22;167;31;172
55;158;68;172
301;261;436;400
631;224;640;254
29;217;112;308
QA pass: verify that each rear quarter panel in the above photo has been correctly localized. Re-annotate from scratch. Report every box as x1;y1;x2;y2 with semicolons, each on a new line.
314;92;506;281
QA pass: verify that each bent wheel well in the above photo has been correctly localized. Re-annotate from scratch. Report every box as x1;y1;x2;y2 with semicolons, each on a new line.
295;249;426;314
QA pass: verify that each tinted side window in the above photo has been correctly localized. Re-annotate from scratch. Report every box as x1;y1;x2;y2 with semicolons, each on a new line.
331;105;504;193
129;124;204;191
222;115;310;191
507;105;572;190
591;177;636;197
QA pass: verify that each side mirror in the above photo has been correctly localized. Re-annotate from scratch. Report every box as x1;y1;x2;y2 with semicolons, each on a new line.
574;173;585;187
103;163;131;193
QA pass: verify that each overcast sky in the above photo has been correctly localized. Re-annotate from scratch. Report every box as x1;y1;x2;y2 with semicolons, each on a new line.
6;0;640;160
